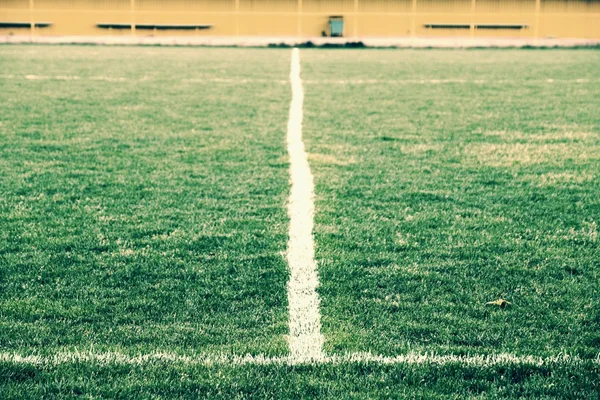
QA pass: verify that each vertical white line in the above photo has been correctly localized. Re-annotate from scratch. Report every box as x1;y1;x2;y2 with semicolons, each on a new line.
286;48;324;363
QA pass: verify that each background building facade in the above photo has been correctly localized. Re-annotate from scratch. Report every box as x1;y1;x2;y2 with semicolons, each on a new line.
1;0;599;38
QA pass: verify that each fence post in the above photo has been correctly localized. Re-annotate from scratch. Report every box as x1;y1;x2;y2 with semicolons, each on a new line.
411;0;417;37
235;0;240;36
29;0;34;39
354;0;358;38
535;0;541;39
130;0;136;36
470;0;476;38
297;0;302;38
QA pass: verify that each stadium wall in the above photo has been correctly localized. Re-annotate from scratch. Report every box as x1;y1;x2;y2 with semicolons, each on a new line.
0;0;599;39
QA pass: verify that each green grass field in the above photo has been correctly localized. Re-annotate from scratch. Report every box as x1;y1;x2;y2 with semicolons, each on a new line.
1;45;599;398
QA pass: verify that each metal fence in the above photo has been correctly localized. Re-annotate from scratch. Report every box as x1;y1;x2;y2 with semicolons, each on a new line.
1;0;599;38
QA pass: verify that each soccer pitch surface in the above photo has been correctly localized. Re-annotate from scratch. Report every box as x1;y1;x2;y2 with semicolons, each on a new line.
1;45;599;397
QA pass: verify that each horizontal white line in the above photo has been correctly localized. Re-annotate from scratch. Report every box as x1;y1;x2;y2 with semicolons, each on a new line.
0;75;286;84
0;75;593;85
0;74;133;82
183;77;288;84
1;351;597;367
303;78;594;85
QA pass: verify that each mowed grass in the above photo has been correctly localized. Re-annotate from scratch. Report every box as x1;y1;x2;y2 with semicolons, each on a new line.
3;359;600;399
0;46;292;356
1;46;599;398
301;50;600;359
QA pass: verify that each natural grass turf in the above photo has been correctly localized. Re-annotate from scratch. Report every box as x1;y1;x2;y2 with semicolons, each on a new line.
1;358;599;399
0;46;292;356
1;46;599;397
302;49;600;359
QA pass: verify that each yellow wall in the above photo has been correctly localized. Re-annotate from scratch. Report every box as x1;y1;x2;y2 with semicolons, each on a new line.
1;0;599;38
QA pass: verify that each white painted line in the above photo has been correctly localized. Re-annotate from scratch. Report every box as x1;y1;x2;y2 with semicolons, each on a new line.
302;78;595;85
1;351;597;367
9;75;129;82
90;76;129;82
286;47;324;364
302;78;468;85
24;74;81;80
0;75;592;86
183;77;288;84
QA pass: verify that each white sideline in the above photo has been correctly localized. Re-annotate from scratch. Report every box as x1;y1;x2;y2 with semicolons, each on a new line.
2;75;593;85
286;47;324;363
302;78;593;85
1;351;597;367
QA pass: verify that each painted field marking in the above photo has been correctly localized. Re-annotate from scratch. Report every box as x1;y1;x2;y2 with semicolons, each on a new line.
3;75;593;85
286;47;324;364
183;77;288;84
2;351;597;367
301;78;593;85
